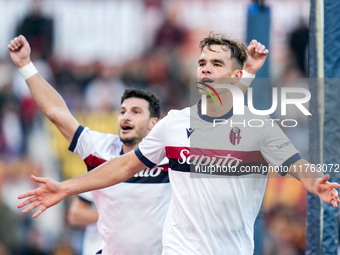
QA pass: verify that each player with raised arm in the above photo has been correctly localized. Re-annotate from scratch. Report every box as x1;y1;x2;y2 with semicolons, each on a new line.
10;33;338;255
8;35;171;255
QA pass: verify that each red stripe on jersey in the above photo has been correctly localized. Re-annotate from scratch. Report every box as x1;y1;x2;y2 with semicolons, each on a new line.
166;146;190;158
165;146;267;163
84;154;106;168
84;154;169;172
160;164;169;172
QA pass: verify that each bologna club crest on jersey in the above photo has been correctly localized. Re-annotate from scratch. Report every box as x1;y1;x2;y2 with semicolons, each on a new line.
229;127;242;145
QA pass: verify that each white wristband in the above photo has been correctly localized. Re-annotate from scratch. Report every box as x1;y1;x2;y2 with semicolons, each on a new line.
239;69;255;87
19;62;38;80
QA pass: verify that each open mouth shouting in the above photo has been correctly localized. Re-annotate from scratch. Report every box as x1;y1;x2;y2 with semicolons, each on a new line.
120;123;134;134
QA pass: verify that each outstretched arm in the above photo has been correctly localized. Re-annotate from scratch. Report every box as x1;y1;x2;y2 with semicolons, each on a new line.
17;150;146;218
237;39;269;94
288;159;340;207
8;35;79;143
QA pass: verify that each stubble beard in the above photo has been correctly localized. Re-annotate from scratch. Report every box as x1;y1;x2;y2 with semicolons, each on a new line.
119;127;148;148
120;136;139;147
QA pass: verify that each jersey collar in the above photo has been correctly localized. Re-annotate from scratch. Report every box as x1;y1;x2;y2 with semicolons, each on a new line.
196;100;233;123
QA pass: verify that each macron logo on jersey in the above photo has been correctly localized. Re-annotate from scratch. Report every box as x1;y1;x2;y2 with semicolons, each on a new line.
186;128;195;138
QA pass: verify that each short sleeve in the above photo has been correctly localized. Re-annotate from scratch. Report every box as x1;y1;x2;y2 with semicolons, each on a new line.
135;115;168;168
69;125;121;160
78;191;94;204
260;117;301;168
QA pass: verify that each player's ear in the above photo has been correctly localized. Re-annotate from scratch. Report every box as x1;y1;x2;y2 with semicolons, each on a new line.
231;69;242;84
148;117;158;131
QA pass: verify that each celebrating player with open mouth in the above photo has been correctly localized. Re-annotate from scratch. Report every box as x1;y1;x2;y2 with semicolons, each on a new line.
9;32;339;255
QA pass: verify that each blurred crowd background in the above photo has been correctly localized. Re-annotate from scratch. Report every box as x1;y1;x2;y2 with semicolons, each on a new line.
0;0;310;254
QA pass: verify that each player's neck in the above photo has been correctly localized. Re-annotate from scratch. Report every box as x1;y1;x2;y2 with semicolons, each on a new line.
205;93;233;117
122;143;138;154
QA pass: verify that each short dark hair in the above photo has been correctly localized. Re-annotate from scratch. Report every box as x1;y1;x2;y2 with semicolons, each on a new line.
199;32;248;70
121;88;160;118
